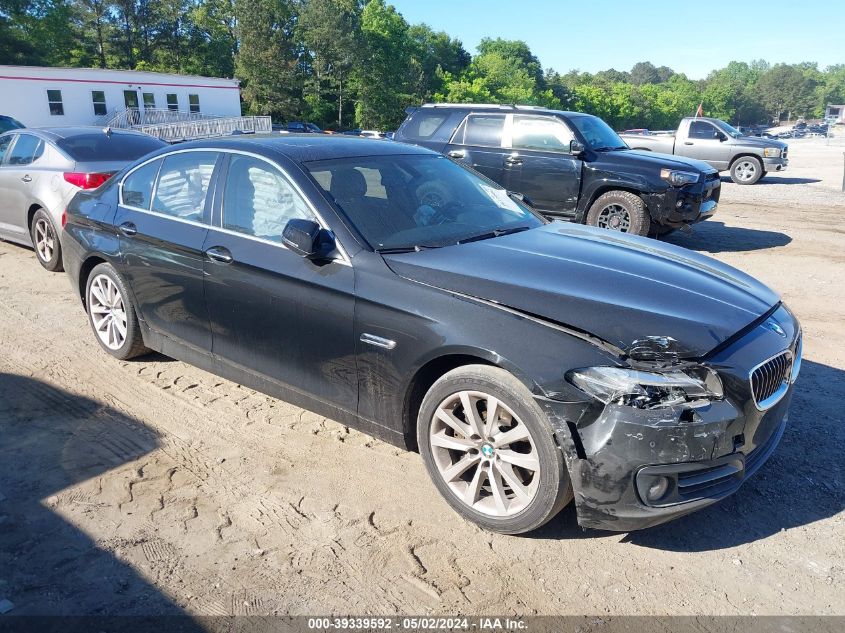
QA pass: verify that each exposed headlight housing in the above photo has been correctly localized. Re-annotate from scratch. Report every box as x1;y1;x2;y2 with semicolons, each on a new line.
763;147;781;157
659;169;700;186
567;366;723;410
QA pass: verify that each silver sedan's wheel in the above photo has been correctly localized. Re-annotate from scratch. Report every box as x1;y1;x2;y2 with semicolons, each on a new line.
430;390;540;517
34;218;55;262
88;273;128;351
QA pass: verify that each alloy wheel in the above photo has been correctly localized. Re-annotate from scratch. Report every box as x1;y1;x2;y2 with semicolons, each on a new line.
88;274;128;351
34;218;55;262
596;204;631;231
429;390;540;517
735;160;757;182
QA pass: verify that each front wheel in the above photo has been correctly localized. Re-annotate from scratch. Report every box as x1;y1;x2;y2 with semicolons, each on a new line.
585;191;650;236
417;365;572;534
730;156;763;185
85;263;149;360
30;209;63;272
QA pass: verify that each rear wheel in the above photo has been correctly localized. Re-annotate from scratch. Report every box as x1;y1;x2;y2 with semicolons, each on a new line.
586;190;650;236
30;209;63;272
85;262;149;360
730;156;763;185
417;365;572;534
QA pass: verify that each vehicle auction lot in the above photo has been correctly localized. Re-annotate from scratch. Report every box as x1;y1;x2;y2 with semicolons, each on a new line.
0;140;843;617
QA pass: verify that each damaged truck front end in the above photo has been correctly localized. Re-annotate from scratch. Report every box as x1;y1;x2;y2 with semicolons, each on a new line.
536;304;801;532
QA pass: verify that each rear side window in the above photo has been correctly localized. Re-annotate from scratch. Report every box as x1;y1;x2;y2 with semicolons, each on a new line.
152;152;217;222
55;133;165;162
0;135;13;163
122;159;162;209
223;155;313;242
453;114;505;148
7;134;44;166
402;111;448;140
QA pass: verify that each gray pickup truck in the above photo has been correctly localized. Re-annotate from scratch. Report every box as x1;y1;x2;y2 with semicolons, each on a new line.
620;117;788;185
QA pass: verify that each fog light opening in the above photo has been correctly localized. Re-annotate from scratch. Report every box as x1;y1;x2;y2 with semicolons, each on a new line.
675;200;684;208
646;476;670;502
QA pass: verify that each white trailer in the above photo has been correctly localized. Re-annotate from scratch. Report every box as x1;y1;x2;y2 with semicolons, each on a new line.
0;65;242;129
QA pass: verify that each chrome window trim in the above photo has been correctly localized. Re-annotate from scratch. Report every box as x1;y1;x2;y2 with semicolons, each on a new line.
119;146;351;266
749;348;794;411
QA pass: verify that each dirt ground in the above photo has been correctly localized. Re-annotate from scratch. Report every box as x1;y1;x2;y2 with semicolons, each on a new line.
0;141;843;618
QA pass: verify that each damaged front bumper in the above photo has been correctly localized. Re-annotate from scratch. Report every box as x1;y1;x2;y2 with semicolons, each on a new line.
644;173;721;229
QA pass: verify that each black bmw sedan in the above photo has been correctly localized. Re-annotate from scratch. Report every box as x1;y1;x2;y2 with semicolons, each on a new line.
62;136;801;534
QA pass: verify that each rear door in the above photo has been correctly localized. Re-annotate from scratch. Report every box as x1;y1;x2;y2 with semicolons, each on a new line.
202;152;357;411
0;133;45;240
444;113;508;185
113;150;220;353
503;114;582;216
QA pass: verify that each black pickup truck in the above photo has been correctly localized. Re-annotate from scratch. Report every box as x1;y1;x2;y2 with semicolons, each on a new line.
395;104;721;237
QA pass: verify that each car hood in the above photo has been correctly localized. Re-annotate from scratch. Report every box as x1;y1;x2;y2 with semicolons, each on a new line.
383;223;779;358
617;149;717;174
732;135;788;150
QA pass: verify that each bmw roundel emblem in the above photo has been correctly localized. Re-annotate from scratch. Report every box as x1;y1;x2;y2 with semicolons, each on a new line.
764;318;787;338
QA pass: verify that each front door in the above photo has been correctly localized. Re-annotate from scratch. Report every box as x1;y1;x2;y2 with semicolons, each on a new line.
113;151;219;353
503;114;582;216
202;153;357;412
444;113;508;185
684;120;733;169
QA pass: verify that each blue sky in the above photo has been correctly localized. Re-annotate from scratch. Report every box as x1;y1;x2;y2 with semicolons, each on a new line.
389;0;844;79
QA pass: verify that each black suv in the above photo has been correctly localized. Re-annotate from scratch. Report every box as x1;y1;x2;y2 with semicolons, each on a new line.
395;104;721;237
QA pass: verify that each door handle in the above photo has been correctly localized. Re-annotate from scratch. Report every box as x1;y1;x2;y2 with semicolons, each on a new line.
504;155;523;166
205;246;233;264
21;175;32;183
118;222;137;236
683;141;694;145
446;150;466;159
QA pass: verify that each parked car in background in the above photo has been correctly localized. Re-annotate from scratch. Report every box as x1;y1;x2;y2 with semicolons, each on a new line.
284;121;324;134
62;135;801;534
0;127;165;271
620;117;788;185
395;104;720;237
0;115;24;134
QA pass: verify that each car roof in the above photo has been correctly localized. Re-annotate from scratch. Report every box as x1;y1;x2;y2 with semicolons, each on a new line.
170;134;434;163
415;103;588;118
0;126;154;142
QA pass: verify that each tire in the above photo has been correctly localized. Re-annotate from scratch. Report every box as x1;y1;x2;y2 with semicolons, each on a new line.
585;190;650;236
417;364;573;534
730;156;763;185
30;208;63;272
85;262;149;360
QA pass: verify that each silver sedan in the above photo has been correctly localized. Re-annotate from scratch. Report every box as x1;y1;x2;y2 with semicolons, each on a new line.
0;127;165;271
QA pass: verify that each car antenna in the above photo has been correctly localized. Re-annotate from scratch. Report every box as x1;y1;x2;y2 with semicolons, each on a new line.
103;126;112;136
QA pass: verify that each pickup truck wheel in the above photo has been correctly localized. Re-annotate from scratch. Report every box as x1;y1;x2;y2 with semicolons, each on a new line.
730;156;763;185
586;191;650;236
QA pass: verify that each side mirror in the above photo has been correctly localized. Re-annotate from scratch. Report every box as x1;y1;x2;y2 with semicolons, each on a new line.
282;218;334;259
570;140;586;156
716;132;727;142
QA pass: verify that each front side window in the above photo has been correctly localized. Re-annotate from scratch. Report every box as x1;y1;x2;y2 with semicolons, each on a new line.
223;155;313;242
7;134;44;166
689;121;719;140
306;154;543;251
122;159;162;209
47;90;64;116
511;116;574;152
452;114;506;148
166;94;178;111
92;91;107;116
568;115;627;150
189;94;200;114
152;152;217;222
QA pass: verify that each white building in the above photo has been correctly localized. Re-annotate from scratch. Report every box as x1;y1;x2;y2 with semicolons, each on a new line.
0;65;242;128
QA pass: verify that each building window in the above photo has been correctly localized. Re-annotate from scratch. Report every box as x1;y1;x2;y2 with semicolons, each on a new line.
92;91;107;116
47;90;64;116
143;93;156;108
166;94;178;111
189;94;200;114
123;90;139;109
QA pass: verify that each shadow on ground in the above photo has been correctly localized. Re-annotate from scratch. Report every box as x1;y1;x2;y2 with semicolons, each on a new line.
0;372;204;625
664;220;792;253
535;360;845;550
721;176;822;185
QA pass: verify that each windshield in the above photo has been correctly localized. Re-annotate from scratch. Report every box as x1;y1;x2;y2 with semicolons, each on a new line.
569;115;628;150
711;119;743;138
305;154;544;251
